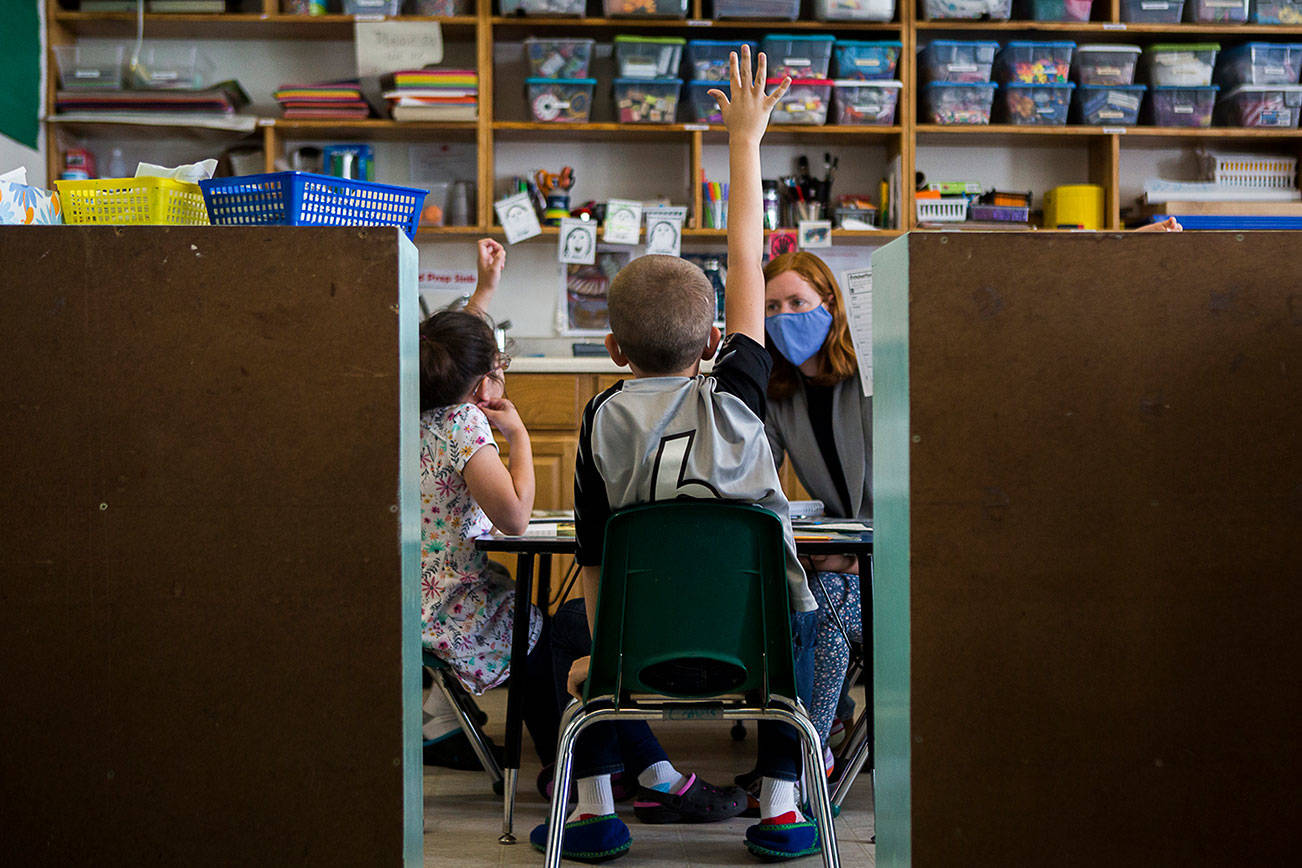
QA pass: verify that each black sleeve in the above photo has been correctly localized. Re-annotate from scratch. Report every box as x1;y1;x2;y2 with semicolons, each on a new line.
573;385;618;567
710;332;773;421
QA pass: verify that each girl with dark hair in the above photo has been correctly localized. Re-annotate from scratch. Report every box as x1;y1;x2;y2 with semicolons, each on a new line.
419;239;557;769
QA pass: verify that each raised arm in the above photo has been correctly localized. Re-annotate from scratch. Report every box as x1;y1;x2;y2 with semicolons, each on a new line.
709;47;789;345
463;237;506;318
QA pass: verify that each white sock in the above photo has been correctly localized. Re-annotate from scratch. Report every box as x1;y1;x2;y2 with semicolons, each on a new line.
569;774;615;822
759;777;801;823
421;684;459;743
637;760;685;794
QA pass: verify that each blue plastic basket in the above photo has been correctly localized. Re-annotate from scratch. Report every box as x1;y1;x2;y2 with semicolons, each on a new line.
199;171;425;239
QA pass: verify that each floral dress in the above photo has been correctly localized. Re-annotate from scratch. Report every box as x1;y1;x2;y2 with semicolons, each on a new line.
420;403;539;694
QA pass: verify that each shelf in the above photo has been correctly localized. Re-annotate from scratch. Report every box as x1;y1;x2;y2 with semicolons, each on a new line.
916;124;1302;140
269;118;479;140
415;225;487;238
493;121;903;143
913;20;1302;36
473;225;901;240
490;16;904;35
51;12;478;40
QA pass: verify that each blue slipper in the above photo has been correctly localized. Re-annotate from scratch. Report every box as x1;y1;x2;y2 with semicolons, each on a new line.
744;818;821;862
529;814;631;863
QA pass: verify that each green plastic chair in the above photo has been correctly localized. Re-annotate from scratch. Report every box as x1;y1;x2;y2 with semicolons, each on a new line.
542;501;839;868
421;650;504;793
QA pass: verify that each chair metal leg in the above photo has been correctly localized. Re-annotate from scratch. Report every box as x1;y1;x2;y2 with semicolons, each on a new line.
774;705;841;868
545;700;591;868
830;710;870;808
433;671;504;791
499;768;518;844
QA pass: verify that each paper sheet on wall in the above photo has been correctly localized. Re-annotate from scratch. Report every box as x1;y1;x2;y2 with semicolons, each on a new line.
355;21;443;78
842;268;872;397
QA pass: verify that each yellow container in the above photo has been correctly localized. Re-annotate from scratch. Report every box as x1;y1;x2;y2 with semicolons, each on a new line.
1042;184;1103;230
55;176;209;226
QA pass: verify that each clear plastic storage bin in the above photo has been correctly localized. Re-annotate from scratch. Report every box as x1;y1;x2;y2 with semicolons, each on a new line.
920;0;1013;18
130;44;213;89
615;36;686;79
686;81;728;122
343;0;403;13
686;41;759;81
526;77;596;122
1074;83;1145;124
1249;0;1302;21
613;78;682;123
814;0;896;19
833;41;903;81
1017;0;1094;20
1121;0;1185;21
499;0;586;15
999;82;1075;124
920;40;1000;83
1216;84;1302;127
1147;84;1218;126
54;44;125;90
713;0;801;18
524;38;595;79
1144;43;1219;87
832;80;902;124
603;0;689;16
1073;44;1142;86
1185;0;1248;20
996;41;1075;84
769;78;833;124
921;81;998;124
760;35;836;80
1216;43;1302;87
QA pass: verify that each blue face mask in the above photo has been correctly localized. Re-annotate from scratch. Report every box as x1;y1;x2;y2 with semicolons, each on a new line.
766;305;833;367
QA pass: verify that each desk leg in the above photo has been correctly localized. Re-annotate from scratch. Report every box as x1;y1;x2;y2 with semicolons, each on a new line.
500;552;534;845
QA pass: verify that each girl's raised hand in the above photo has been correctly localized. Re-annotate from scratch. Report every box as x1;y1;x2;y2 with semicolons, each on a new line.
476;237;506;288
708;45;790;144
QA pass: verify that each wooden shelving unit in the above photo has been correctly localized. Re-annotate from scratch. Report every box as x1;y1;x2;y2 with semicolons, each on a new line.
43;0;1302;234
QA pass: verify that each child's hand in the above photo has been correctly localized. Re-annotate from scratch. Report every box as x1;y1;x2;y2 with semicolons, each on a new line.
476;237;506;288
477;396;527;442
1133;216;1182;232
567;655;591;700
708;45;790;145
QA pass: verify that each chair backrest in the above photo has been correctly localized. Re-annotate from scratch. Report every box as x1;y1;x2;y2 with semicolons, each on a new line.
584;501;797;707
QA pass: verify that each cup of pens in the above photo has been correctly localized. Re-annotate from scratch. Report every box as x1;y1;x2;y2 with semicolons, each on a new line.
702;178;728;229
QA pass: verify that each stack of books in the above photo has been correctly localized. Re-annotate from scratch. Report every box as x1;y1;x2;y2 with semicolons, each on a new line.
381;68;478;122
55;80;249;116
273;81;372;120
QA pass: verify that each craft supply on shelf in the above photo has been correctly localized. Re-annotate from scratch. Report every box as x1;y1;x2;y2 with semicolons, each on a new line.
999;82;1075;125
55;176;209;226
995;41;1076;85
686;81;728;123
601;0;689;16
1216;84;1302;127
686;40;758;82
53;43;125;91
769;78;833;125
1017;0;1094;20
1146;85;1218;127
1216;43;1302;88
713;0;801;19
498;0;586;14
920;0;1013;19
921;81;998;125
1074;84;1145;125
1043;183;1103;229
199;171;425;239
526;77;596;123
614;36;686;80
759;34;836;81
833;41;902;82
920;40;1000;84
1184;0;1248;21
524;38;595;80
613;77;682;123
813;0;896;20
832;80;902;125
1121;0;1185;21
1073;44;1141;87
1144;44;1219;88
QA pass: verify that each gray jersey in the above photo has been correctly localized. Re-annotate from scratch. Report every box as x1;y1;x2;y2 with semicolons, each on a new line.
574;333;815;612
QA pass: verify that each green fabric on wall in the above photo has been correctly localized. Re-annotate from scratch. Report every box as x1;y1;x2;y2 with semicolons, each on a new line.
0;0;41;149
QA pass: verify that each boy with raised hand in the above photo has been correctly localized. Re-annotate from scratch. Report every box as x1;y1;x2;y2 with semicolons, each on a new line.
531;48;826;863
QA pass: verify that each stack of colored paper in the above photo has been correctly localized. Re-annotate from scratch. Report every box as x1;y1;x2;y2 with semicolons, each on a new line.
273;81;371;120
55;80;249;115
380;68;478;122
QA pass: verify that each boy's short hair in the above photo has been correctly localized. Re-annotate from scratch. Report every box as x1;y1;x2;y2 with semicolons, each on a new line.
608;255;715;375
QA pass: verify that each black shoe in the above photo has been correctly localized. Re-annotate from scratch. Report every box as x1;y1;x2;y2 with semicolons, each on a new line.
423;730;504;771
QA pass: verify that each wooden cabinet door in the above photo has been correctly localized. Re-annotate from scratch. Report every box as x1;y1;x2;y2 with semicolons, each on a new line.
508;374;588;429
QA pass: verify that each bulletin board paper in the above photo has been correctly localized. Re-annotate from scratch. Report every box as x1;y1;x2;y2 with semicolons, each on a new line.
842;268;872;397
355;21;444;78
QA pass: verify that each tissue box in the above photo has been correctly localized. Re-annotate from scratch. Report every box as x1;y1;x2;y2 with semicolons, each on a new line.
0;177;63;225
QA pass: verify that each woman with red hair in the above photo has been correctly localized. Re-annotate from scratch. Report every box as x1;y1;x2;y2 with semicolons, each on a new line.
761;251;870;779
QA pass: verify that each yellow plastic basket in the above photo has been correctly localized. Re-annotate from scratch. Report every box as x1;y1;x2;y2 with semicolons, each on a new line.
54;176;209;226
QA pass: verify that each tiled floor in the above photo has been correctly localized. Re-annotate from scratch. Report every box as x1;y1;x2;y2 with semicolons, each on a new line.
422;685;875;867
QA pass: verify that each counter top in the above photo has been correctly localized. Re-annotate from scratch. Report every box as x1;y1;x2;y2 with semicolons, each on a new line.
510;357;627;374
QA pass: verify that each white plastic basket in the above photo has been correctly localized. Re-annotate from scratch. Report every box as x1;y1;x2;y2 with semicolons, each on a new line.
916;197;969;222
1199;153;1298;191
